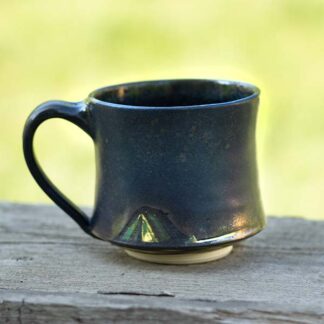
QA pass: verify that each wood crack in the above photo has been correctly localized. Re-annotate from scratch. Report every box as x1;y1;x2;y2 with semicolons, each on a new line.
97;290;175;297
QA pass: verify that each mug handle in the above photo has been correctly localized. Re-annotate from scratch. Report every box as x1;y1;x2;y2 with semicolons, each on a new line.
23;100;96;237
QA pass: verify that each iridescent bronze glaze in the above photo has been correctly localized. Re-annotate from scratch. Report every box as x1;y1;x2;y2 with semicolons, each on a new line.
23;79;265;252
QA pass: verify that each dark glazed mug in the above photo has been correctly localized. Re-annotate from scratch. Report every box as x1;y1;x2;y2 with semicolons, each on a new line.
23;79;265;264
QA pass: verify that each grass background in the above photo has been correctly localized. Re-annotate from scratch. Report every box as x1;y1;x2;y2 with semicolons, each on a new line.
1;0;323;219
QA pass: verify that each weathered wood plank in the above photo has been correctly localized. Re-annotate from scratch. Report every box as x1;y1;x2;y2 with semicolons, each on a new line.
0;202;323;323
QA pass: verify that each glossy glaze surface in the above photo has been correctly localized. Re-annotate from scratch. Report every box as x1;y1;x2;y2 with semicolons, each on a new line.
23;79;265;251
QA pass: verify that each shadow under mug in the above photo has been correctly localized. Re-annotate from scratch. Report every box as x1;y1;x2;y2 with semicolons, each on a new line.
23;79;265;262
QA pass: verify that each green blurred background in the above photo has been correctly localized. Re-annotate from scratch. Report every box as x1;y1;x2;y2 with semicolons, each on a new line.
1;0;323;219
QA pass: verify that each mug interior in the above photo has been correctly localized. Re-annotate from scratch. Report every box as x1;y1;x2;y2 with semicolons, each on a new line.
92;79;258;108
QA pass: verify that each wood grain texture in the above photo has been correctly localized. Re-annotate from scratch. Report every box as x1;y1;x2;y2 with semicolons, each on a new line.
0;202;323;323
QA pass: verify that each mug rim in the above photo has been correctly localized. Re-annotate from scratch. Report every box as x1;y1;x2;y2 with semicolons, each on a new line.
88;79;260;110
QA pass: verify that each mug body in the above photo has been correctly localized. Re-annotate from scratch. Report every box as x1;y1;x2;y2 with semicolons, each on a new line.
87;79;265;251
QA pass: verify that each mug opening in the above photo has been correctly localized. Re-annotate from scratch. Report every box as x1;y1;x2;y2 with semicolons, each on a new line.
90;79;259;108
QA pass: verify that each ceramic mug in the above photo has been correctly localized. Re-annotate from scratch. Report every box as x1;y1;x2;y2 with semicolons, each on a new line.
23;79;265;264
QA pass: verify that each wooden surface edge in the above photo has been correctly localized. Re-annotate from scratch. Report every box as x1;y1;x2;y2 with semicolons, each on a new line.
1;289;323;323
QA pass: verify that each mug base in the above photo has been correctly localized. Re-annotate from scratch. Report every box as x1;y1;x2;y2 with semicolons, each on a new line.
124;245;233;265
